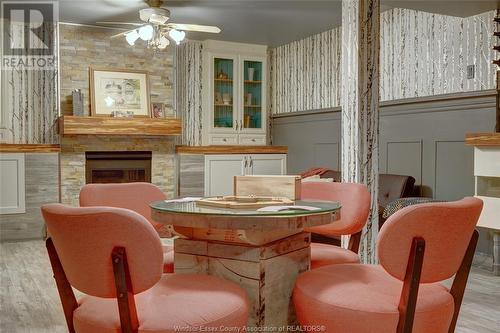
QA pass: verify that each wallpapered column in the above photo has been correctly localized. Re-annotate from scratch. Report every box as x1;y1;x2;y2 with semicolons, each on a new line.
341;0;380;264
175;41;203;146
1;20;58;144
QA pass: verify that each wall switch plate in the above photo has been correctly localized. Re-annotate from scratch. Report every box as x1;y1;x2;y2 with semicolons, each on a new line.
467;65;475;79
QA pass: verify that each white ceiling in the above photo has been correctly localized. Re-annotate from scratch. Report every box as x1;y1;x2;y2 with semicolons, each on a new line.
54;0;500;46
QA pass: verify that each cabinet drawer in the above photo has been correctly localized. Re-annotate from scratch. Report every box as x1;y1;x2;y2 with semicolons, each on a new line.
474;147;500;177
209;135;238;145
475;196;500;230
239;135;266;145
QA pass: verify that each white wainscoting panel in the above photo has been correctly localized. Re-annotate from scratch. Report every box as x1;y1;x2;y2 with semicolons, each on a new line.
0;153;25;214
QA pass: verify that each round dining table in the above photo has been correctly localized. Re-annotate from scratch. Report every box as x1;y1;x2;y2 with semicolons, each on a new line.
150;199;341;327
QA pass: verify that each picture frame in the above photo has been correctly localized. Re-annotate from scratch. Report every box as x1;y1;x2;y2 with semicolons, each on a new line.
89;67;151;117
151;102;165;118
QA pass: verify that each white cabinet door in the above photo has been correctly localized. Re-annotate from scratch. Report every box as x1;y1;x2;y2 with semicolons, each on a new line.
204;155;246;196
239;56;267;136
248;154;287;175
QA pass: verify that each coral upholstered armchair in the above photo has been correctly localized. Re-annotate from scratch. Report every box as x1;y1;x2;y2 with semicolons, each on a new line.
301;182;371;268
42;204;249;333
293;197;482;333
79;182;174;273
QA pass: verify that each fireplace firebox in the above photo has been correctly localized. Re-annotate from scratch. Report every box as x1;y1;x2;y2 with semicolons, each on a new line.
85;151;152;184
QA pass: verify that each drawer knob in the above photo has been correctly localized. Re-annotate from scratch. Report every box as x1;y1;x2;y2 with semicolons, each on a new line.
223;138;227;142
251;139;256;142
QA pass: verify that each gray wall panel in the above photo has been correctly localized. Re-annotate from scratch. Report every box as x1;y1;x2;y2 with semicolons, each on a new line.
273;111;341;174
435;141;475;201
313;143;340;170
386;141;423;185
272;90;496;255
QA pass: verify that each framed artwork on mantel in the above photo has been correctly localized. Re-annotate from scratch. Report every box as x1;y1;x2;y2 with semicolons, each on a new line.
89;67;150;117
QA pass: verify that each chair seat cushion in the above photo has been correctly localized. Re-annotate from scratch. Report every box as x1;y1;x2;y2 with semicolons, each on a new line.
162;244;174;273
310;243;360;269
73;274;249;333
294;264;454;333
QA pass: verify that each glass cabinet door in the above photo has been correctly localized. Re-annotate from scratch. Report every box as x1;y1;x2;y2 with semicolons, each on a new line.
213;57;234;129
242;60;263;130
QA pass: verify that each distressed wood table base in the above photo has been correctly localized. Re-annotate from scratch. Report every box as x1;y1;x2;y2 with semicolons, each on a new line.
174;232;311;327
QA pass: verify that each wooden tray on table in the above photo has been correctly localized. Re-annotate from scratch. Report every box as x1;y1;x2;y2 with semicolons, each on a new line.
196;195;294;209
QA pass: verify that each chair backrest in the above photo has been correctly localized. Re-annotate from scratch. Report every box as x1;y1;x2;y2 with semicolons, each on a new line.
378;174;416;207
42;204;163;298
79;182;166;230
377;197;483;283
301;182;371;235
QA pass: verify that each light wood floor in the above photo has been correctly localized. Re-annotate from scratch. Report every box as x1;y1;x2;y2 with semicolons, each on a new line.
1;240;499;333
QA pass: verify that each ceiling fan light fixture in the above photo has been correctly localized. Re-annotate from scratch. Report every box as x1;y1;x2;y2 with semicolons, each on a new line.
158;36;170;49
125;30;139;45
168;29;185;45
138;25;154;41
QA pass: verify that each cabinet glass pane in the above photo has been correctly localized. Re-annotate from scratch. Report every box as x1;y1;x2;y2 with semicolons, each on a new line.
243;60;262;129
214;58;234;128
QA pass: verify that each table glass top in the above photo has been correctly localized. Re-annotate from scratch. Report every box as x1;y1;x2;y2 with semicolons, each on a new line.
150;199;341;217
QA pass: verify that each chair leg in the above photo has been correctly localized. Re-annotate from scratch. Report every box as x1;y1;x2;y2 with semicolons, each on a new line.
447;229;479;333
45;238;78;333
112;247;139;333
348;230;362;254
397;237;426;333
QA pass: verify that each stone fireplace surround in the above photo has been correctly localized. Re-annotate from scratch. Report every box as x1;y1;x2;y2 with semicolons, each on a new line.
60;135;176;206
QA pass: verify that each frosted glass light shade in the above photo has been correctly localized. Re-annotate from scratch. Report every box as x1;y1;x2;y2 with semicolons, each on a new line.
138;25;154;41
125;30;139;45
168;29;185;45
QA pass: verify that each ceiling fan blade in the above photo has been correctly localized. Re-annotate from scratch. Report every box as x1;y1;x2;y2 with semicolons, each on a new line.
166;23;221;33
96;22;144;26
110;28;138;39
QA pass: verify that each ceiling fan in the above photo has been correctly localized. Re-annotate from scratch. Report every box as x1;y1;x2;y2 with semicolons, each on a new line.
97;0;221;50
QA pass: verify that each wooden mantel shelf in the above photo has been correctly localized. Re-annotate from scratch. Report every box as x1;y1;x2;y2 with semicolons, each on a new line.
58;116;181;137
0;144;60;153
176;145;288;154
465;133;500;146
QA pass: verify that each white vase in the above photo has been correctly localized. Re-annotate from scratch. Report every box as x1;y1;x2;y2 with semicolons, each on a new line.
247;68;255;81
222;93;231;105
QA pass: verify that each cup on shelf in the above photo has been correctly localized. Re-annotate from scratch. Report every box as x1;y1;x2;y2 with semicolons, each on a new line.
245;93;252;106
248;68;255;81
222;93;231;105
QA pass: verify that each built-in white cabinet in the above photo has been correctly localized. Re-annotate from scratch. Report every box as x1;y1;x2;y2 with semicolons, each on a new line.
202;40;267;146
470;139;500;276
204;154;286;196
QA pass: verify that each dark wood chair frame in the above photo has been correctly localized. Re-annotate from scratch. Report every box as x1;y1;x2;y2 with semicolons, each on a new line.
46;238;139;333
46;229;478;333
311;230;362;253
396;229;479;333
